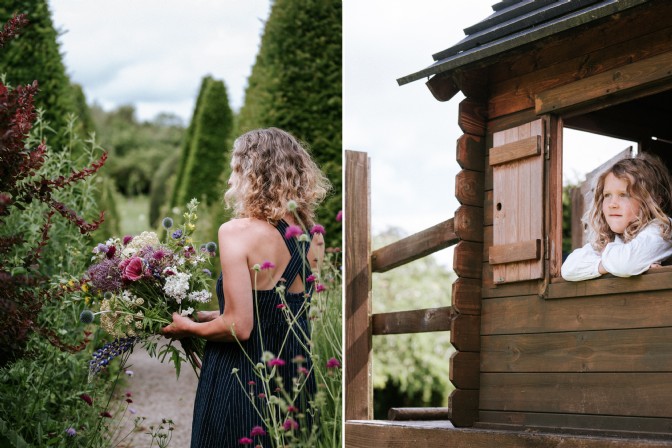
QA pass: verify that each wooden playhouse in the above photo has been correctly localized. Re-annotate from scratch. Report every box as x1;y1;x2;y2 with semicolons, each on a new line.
345;0;672;446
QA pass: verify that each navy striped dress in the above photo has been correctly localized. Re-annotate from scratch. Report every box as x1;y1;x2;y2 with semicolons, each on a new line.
190;220;315;447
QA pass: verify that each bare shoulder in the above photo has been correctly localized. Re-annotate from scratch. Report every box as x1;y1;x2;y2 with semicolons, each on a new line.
218;218;275;246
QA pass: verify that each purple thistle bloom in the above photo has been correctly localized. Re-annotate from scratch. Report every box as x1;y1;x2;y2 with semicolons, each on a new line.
326;357;341;369
315;283;327;293
172;229;183;239
260;261;275;270
238;437;253;445
96;243;109;254
336;210;343;222
268;358;286;367
284;225;303;239
283;418;299;431
310;224;325;235
306;274;316;283
123;235;133;245
202;268;212;277
80;393;93;406
250;426;266;437
65;427;77;437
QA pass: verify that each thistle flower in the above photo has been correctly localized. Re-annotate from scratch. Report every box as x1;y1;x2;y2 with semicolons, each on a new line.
239;437;253;445
336;210;343;222
284;225;303;239
268;358;286;367
250;426;266;437
306;274;316;283
283;418;299;431
202;268;212;277
310;224;325;235
315;283;327;293
65;427;77;437
100;411;113;418
206;241;217;253
162;217;174;229
123;235;133;245
172;229;183;239
326;357;341;369
80;309;94;324
260;261;275;270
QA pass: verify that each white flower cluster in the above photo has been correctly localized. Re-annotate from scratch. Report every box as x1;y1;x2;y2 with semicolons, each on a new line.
126;231;160;252
163;271;191;303
187;289;212;303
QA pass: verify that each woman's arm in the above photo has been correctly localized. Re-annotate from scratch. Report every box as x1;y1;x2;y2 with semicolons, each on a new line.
162;222;254;342
601;222;672;277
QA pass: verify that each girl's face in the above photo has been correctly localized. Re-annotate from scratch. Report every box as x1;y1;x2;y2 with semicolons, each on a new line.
602;172;640;234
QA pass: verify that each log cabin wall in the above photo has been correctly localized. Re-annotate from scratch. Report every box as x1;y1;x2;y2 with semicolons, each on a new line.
472;0;672;436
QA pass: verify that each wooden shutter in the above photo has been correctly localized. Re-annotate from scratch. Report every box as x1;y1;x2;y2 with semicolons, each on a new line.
489;119;545;284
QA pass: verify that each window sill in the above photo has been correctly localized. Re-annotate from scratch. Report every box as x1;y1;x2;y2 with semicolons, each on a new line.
546;265;672;299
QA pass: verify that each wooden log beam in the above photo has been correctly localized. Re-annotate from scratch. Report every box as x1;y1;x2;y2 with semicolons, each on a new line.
453;241;484;279
388;407;451;421
451;314;481;352
449;389;480;427
372;306;455;335
371;219;458;273
450;351;480;390
454;205;483;243
345;150;373;420
536;51;672;115
455;169;485;207
452;277;482;316
456;134;485;172
458;98;487;136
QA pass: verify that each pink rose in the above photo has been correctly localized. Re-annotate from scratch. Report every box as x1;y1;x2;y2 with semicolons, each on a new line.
119;257;144;281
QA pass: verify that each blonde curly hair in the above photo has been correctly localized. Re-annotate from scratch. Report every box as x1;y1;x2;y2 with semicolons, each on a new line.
589;152;672;251
224;128;331;227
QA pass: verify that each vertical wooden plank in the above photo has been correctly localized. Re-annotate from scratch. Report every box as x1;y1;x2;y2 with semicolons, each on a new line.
491;119;544;284
345;150;373;420
547;115;564;278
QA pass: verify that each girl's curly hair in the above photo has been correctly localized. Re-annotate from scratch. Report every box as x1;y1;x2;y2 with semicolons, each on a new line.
224;128;331;227
589;152;672;251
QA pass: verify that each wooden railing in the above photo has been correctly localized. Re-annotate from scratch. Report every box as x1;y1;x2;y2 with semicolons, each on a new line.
345;148;483;427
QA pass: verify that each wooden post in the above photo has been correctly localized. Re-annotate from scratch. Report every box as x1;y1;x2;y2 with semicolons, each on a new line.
345;150;373;420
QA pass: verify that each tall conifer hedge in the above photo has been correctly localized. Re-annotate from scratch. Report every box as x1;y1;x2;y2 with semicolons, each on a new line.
237;0;342;247
0;0;76;149
176;77;233;207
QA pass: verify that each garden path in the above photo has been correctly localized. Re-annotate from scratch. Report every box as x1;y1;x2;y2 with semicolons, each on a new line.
118;345;198;447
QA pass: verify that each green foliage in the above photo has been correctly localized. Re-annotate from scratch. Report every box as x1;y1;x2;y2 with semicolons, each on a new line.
149;149;181;228
237;0;342;247
371;228;456;418
0;0;76;149
91;104;184;196
170;75;212;210
562;183;577;255
70;83;96;139
176;77;234;207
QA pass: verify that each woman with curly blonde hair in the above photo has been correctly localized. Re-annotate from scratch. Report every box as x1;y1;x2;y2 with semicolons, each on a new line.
163;128;331;446
562;152;672;281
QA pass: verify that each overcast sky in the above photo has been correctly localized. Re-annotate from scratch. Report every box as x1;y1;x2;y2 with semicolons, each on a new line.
50;0;272;124
343;1;633;266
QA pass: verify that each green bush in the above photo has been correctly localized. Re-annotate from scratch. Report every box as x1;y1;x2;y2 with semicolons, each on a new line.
237;0;342;247
176;77;233;207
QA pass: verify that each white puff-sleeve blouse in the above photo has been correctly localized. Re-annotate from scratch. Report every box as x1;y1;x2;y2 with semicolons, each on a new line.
561;219;672;282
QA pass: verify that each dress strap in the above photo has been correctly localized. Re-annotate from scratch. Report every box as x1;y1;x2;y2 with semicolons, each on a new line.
275;220;312;288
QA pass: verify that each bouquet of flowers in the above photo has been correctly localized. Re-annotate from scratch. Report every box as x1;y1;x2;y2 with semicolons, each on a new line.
78;199;216;378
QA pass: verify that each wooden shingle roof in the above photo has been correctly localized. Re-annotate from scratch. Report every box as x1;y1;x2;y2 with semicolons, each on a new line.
397;0;652;86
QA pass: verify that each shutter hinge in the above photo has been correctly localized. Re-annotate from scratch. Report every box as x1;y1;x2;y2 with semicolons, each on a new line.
544;136;551;159
544;235;550;259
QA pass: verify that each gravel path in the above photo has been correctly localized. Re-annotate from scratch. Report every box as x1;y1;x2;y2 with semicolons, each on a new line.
115;345;198;447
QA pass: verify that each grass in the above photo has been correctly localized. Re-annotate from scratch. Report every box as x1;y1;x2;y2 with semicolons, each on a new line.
117;194;151;236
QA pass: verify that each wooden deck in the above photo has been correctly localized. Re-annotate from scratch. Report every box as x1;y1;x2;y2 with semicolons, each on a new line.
345;420;672;447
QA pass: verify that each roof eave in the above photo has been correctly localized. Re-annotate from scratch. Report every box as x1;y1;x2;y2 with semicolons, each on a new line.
397;0;649;87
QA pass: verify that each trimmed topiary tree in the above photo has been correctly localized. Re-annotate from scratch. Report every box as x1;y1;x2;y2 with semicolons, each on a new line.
237;0;341;247
175;77;233;207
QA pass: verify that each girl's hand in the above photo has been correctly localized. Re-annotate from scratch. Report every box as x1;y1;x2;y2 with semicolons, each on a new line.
161;313;195;339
